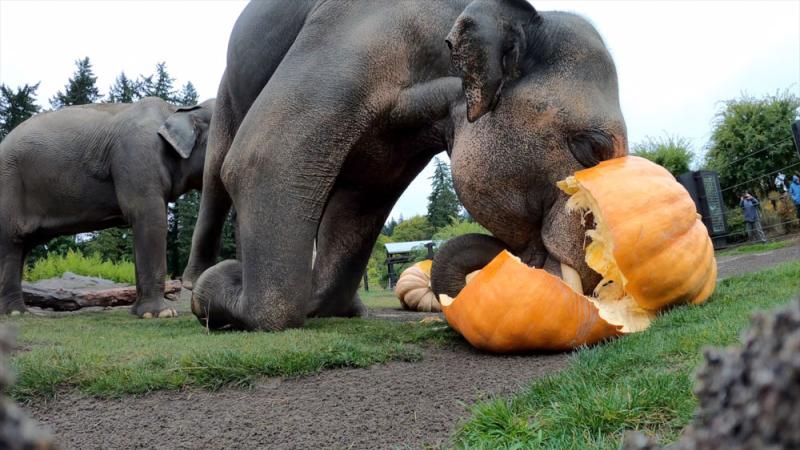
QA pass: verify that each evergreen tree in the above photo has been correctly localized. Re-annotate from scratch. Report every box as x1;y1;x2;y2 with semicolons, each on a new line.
0;83;40;140
106;71;141;103
382;217;398;236
177;81;199;106
426;158;462;230
50;57;101;109
141;62;176;102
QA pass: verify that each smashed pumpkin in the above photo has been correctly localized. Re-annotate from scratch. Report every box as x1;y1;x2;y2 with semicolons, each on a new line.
440;156;717;352
395;260;441;312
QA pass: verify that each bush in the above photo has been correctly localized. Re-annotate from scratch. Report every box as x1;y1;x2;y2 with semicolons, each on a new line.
432;218;490;241
24;250;136;284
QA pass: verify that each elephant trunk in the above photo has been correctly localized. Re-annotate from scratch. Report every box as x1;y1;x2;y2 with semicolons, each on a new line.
430;234;508;299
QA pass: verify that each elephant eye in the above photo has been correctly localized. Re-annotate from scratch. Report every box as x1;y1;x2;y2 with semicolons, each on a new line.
568;130;614;168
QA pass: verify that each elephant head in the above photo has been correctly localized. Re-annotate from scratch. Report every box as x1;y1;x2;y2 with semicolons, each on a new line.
438;0;627;296
158;98;216;196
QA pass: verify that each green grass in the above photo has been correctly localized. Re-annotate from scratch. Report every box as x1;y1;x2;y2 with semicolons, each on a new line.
452;260;800;449
24;250;136;284
5;309;455;402
715;240;789;257
360;289;403;309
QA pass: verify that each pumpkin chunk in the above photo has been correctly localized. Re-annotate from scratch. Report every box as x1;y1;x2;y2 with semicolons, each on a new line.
440;156;717;352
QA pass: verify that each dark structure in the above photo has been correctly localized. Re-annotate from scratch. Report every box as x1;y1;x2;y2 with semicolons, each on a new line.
792;119;800;158
385;241;436;289
677;171;728;249
623;298;800;449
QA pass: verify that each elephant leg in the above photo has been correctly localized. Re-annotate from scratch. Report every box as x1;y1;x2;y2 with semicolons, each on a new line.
309;152;436;317
182;84;237;290
190;57;392;329
0;237;26;315
307;187;387;318
128;204;175;318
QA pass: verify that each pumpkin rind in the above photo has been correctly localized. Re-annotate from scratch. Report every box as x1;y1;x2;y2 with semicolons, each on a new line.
558;156;717;311
394;260;440;312
442;251;622;352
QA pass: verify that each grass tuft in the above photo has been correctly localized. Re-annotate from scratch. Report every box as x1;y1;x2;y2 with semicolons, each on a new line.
715;240;789;257
6;307;456;401
453;260;800;449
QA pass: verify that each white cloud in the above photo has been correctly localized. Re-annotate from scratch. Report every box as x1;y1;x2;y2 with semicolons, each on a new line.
2;0;798;222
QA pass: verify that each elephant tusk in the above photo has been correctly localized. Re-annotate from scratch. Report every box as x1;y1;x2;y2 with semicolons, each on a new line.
560;263;584;294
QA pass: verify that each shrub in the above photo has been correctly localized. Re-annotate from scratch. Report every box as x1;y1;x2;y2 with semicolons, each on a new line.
24;250;136;284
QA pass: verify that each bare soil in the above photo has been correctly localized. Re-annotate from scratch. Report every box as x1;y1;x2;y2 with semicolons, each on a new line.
24;240;800;449
29;342;567;450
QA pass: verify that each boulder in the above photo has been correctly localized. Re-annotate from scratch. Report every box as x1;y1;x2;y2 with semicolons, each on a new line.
22;273;181;311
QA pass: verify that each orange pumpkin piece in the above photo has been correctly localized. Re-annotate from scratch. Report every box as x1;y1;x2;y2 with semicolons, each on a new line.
440;156;717;352
440;250;623;351
394;260;441;312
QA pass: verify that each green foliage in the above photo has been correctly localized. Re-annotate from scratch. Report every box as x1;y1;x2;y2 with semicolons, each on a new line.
50;57;101;109
704;91;800;206
427;158;462;230
140;62;176;102
453;260;800;449
432;217;491;241
391;215;434;242
83;228;134;263
632;134;695;177
24;250;135;284
0;83;40;140
26;236;80;266
177;81;199;106
106;71;141;103
8;305;456;400
366;234;392;288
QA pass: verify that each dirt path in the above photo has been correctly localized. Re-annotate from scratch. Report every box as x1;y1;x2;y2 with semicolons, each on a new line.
716;240;800;280
29;343;566;450
25;240;800;450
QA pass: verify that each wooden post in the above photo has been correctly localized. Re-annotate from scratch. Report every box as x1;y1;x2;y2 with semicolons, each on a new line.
363;272;369;291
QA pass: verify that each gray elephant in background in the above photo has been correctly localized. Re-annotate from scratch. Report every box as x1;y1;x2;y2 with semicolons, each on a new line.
185;0;627;331
0;97;215;317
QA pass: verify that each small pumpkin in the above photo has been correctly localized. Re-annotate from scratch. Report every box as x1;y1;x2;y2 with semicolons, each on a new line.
394;260;441;312
440;156;717;352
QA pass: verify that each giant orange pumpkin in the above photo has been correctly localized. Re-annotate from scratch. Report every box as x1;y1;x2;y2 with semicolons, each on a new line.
440;156;717;352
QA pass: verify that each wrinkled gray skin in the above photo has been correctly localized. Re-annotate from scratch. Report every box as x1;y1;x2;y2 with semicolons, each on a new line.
186;0;627;331
0;97;215;317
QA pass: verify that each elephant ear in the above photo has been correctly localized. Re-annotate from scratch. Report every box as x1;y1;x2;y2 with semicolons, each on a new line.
158;105;202;159
446;0;538;122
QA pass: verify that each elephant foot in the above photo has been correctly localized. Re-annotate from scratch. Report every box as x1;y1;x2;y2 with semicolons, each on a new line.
132;299;178;319
191;260;247;330
182;258;219;291
0;296;28;316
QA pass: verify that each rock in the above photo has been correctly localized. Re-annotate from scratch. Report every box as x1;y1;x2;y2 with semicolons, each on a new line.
22;273;181;311
0;326;57;449
623;298;800;449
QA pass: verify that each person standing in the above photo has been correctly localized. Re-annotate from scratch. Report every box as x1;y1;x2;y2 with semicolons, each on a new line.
790;175;800;222
740;192;767;243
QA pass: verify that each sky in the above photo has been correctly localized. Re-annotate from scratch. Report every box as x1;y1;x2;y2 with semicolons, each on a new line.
1;0;798;220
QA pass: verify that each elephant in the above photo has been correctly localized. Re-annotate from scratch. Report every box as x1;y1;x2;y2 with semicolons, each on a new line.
0;97;215;317
185;0;627;331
